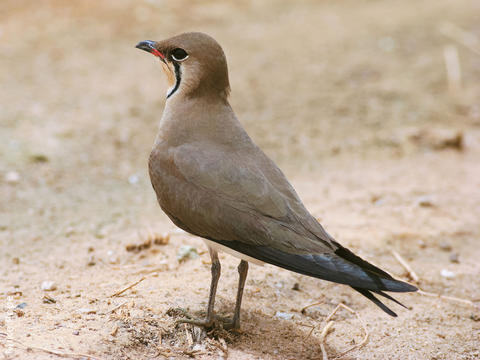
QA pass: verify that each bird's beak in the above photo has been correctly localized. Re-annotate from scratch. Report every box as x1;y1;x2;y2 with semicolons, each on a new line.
135;40;166;63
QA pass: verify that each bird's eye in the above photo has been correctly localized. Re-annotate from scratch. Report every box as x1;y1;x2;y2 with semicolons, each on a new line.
171;48;188;62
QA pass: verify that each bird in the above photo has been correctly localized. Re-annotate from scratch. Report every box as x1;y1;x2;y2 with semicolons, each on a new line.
135;32;417;330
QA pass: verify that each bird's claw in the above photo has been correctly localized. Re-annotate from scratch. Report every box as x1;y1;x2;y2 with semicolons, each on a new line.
176;316;241;331
175;317;215;328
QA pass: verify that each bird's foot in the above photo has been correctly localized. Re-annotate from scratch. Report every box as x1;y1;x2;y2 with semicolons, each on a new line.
176;315;241;331
176;317;215;328
219;317;241;331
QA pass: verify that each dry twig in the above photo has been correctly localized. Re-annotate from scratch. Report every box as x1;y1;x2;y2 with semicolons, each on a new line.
299;302;369;360
110;276;146;297
443;45;462;95
184;324;194;347
300;301;323;314
319;321;334;360
133;267;168;275
108;300;129;313
439;22;480;56
298;322;316;340
417;290;479;309
1;336;104;360
391;250;420;282
210;337;229;358
392;250;479;309
325;303;370;360
182;348;203;357
391;249;478;310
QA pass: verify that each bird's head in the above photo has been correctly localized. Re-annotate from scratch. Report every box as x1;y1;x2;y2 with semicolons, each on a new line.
136;32;230;100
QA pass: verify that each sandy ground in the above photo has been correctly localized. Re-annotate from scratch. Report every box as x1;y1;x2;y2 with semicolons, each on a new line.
1;0;480;359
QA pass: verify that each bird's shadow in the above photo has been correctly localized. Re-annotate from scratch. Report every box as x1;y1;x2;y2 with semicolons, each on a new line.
175;303;358;360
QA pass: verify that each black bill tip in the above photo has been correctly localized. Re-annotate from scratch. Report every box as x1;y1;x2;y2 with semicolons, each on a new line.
135;40;157;53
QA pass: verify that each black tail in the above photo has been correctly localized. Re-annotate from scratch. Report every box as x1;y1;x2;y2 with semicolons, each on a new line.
351;287;409;317
335;243;417;316
212;239;418;316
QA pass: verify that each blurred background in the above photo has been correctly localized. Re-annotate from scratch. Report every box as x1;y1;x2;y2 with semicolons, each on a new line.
1;0;479;359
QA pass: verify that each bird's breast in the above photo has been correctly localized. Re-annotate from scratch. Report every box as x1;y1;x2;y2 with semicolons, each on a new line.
148;146;180;206
148;145;205;235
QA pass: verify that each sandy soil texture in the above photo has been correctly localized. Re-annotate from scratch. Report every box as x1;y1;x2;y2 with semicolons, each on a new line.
1;0;480;359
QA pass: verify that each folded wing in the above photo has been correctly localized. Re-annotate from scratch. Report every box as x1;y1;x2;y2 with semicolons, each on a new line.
170;142;417;316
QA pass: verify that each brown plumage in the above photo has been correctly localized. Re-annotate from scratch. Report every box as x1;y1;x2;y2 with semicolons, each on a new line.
136;32;417;329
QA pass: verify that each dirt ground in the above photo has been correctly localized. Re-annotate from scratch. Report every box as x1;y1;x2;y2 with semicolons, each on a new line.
1;0;480;359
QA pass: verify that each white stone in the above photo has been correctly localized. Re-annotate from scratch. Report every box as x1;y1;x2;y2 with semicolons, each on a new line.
440;269;455;279
5;171;20;184
274;311;294;320
41;281;57;291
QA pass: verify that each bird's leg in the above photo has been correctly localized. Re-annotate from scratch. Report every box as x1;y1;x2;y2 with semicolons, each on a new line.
176;247;220;328
205;248;221;323
225;260;249;330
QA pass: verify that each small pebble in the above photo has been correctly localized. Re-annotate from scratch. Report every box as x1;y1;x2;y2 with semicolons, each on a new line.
439;242;452;251
274;311;294;320
95;227;108;239
72;330;80;336
416;195;434;207
440;269;455;279
15;302;27;309
30;154;49;163
110;325;119;337
41;281;57;291
470;314;480;322
449;253;459;263
87;255;96;266
12;257;20;265
192;344;205;352
77;308;96;314
42;296;56;304
5;171;20;184
128;174;139;185
176;245;199;262
109;256;120;265
154;233;170;245
292;283;300;291
126;240;151;253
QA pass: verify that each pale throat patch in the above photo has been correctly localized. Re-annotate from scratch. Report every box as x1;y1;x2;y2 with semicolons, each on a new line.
161;62;177;97
161;62;177;92
162;62;182;99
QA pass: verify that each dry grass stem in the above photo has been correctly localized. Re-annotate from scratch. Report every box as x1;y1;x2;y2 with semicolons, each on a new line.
298;322;316;340
184;324;194;346
319;321;334;360
110;276;146;297
108;300;129;313
325;303;370;359
211;337;229;358
391;250;420;282
1;335;104;360
391;251;479;309
300;301;323;314
418;290;479;309
439;22;480;56
443;45;462;95
133;267;168;275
